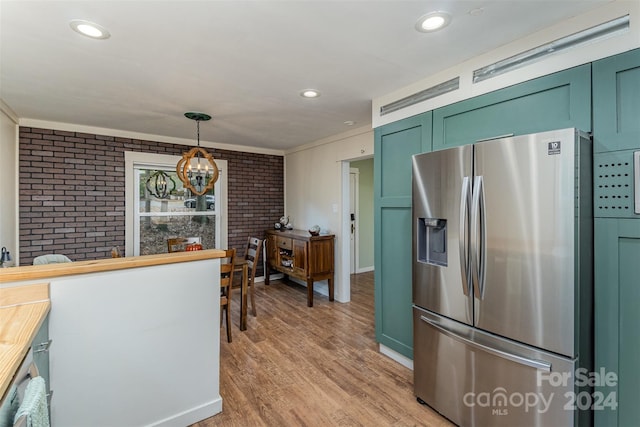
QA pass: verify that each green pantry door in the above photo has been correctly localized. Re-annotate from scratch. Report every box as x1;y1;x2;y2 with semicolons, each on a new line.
374;112;432;359
592;48;640;427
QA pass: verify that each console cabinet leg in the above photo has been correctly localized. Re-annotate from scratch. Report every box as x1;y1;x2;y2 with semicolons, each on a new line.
307;279;314;307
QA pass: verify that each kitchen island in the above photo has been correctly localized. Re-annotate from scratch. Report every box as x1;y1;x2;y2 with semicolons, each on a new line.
0;250;225;427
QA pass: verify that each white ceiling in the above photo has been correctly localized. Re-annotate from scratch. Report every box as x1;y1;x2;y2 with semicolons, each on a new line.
0;0;608;152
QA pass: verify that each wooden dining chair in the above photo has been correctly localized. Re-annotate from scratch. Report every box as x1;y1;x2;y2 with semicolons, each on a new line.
32;254;72;264
232;236;264;318
167;237;201;253
243;237;263;317
220;248;236;343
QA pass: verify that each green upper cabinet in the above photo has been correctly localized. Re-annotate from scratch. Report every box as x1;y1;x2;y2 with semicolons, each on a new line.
433;64;591;150
374;111;431;359
376;113;432;201
593;48;640;153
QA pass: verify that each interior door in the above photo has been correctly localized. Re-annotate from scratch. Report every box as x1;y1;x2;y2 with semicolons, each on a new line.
473;129;577;357
349;170;358;274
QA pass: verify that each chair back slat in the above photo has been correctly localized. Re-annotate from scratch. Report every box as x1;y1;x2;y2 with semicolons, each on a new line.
245;237;262;270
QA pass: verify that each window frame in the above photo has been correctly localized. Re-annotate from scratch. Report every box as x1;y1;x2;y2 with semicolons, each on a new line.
124;151;228;255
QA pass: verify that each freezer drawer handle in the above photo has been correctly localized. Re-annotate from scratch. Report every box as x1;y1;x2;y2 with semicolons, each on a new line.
419;315;552;372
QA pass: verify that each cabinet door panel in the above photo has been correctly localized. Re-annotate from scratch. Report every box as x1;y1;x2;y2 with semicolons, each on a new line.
374;112;431;359
593;48;640;153
378;206;413;356
308;240;333;275
433;65;591;150
376;112;432;199
292;239;306;274
594;218;640;427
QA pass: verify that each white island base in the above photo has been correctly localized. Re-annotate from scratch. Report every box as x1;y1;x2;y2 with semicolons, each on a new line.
0;251;224;427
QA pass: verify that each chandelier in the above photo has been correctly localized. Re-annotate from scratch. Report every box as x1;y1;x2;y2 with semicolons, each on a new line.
176;112;219;196
145;170;175;199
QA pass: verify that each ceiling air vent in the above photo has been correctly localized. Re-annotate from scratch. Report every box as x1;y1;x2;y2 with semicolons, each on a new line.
380;77;459;116
473;15;630;83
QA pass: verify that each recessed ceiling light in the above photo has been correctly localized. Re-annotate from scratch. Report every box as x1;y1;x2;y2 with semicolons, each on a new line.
415;11;452;33
344;121;355;126
69;20;111;39
300;89;320;98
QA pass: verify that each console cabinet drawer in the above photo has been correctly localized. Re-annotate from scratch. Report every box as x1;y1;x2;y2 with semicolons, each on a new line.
275;237;292;250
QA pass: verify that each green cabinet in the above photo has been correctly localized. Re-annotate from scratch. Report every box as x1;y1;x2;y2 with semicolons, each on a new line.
592;48;640;427
374;112;431;359
594;219;640;427
433;64;591;150
593;48;640;153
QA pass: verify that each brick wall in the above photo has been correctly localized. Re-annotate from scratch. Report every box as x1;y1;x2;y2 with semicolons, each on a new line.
18;127;284;271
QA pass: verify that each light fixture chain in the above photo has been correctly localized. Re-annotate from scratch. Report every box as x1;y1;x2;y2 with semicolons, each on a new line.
196;119;201;147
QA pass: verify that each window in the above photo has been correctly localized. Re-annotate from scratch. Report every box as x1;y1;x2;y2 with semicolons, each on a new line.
125;152;228;255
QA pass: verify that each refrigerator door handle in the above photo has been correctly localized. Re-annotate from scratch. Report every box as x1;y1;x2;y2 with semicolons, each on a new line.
470;176;486;299
419;315;552;372
459;176;471;296
478;175;486;298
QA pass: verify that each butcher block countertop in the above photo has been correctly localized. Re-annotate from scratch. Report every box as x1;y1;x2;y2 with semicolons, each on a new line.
0;249;226;284
0;283;50;403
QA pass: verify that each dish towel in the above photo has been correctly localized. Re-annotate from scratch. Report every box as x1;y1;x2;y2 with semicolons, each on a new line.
0;385;20;427
13;377;49;427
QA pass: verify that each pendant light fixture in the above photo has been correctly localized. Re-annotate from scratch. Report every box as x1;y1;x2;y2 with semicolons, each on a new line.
176;112;219;196
145;170;175;199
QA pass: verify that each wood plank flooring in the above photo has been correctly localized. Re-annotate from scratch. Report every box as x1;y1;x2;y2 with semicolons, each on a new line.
193;272;453;427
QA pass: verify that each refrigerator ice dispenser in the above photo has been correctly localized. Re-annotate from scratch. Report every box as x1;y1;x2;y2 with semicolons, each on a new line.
417;218;447;266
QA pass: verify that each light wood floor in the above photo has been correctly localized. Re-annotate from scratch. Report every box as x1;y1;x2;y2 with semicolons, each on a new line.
193;272;453;427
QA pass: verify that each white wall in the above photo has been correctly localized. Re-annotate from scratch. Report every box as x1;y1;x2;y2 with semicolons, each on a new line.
0;103;18;265
284;125;373;302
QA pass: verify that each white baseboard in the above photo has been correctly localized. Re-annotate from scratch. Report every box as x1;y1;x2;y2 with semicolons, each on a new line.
356;265;374;273
379;344;414;370
151;397;223;426
254;274;270;283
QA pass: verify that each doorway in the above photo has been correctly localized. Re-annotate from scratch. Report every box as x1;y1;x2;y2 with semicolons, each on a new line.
341;157;374;300
349;168;359;274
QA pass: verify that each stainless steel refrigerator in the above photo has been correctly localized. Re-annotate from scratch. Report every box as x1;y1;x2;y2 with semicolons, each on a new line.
412;128;593;427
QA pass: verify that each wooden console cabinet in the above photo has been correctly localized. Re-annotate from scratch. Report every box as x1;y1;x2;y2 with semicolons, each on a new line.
265;229;335;307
